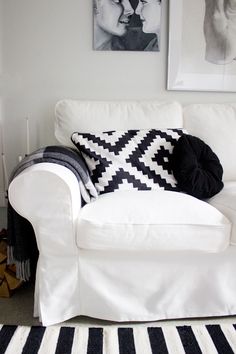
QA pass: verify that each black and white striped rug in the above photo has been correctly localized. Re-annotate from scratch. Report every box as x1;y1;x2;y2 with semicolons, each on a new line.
0;323;236;354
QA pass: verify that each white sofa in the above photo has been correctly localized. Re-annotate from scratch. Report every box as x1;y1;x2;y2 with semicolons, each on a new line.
8;100;236;326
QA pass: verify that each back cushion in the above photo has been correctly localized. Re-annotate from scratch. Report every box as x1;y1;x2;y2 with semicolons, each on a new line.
184;104;236;181
55;100;183;147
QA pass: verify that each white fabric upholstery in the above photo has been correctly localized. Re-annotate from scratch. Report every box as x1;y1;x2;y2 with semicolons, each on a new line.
78;247;236;322
8;163;82;325
184;103;236;181
8;100;236;326
9;163;81;222
209;182;236;245
55;100;183;147
77;191;230;253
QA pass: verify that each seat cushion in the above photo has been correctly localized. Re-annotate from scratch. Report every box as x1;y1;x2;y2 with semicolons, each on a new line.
209;182;236;245
77;191;231;252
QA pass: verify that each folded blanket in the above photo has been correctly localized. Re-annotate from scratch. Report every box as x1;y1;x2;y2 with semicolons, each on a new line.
7;145;98;281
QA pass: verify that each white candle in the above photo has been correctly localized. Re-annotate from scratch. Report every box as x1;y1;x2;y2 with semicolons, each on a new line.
26;117;30;155
0;115;8;193
0;118;4;157
2;153;8;190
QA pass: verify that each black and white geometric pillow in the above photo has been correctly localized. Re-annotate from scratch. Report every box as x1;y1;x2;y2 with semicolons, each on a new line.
71;129;186;195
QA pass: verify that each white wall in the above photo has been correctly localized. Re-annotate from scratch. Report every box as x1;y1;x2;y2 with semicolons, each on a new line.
1;0;236;205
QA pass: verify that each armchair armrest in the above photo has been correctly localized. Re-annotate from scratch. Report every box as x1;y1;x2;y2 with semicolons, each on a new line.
8;162;82;256
9;162;83;324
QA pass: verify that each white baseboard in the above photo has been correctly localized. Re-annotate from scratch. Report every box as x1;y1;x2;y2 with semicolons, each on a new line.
0;191;7;207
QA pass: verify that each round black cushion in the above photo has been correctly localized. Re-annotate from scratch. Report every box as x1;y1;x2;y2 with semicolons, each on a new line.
171;134;224;199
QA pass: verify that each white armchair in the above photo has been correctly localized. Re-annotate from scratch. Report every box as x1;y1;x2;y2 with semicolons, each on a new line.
8;100;236;326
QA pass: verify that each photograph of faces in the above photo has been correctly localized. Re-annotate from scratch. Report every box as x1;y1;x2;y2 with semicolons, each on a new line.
93;0;162;51
168;0;236;92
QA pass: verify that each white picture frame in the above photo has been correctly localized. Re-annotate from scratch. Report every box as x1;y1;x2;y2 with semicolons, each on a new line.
167;0;236;92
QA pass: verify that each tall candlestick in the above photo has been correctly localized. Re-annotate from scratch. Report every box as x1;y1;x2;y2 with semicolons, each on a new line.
2;153;8;191
26;117;30;155
0;113;8;196
0;117;4;158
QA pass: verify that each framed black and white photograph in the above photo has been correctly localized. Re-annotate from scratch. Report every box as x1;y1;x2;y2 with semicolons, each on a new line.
167;0;236;92
93;0;162;51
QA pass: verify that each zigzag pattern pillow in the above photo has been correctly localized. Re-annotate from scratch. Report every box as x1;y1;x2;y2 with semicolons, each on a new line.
71;129;186;195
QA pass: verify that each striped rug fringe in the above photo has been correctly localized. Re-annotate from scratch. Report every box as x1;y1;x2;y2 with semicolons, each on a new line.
0;323;236;354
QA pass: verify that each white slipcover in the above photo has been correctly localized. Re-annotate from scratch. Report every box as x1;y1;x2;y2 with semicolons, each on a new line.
8;100;236;326
209;182;236;245
77;190;230;253
184;103;236;181
9;163;236;326
55;100;183;146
